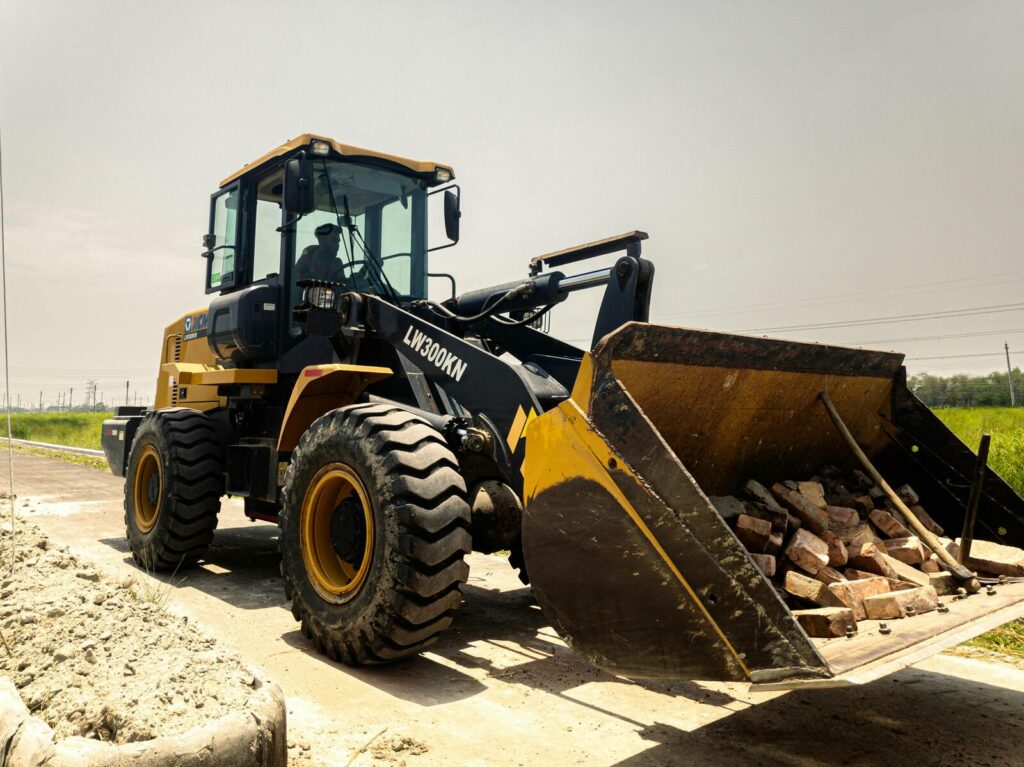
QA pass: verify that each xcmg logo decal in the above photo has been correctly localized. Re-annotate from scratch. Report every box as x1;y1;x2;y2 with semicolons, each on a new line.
402;326;468;382
183;312;208;341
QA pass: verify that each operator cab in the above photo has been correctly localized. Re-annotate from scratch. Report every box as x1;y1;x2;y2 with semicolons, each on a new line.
201;134;459;367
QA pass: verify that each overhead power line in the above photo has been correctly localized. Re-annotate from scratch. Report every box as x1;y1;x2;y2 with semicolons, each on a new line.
848;328;1024;346
654;269;1024;323
741;301;1024;334
908;351;1024;362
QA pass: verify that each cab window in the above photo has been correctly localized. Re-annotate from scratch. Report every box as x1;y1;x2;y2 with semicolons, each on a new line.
207;187;239;291
253;169;284;281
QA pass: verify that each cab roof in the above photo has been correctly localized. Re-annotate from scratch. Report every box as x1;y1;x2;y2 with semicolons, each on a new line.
219;133;455;188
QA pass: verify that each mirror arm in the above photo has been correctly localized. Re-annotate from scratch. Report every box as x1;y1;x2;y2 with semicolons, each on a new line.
276;211;306;234
200;244;236;259
428;272;458;300
427;239;458;254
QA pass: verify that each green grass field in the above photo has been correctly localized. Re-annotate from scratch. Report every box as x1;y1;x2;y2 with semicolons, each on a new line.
934;407;1024;658
6;412;110;450
935;407;1024;497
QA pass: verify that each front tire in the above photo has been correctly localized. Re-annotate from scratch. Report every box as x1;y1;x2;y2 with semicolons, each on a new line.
279;403;471;664
124;408;223;570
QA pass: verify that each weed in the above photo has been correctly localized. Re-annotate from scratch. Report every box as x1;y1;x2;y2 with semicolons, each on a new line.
130;553;186;612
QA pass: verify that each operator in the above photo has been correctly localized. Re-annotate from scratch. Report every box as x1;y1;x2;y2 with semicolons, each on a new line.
294;223;347;284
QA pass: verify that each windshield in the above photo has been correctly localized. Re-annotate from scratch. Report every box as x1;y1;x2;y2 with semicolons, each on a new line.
291;160;428;310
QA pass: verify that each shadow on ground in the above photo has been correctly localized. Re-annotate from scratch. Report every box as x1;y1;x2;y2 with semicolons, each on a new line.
102;521;1024;766
102;523;721;713
610;666;1024;766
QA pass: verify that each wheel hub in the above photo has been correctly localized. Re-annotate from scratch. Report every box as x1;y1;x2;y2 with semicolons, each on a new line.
300;463;375;601
330;497;367;566
132;444;162;534
147;472;160;507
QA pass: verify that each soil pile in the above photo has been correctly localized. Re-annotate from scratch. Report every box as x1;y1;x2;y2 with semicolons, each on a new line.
0;519;260;743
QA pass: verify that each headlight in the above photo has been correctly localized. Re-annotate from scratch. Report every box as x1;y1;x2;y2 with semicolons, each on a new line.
305;285;337;310
310;140;331;156
434;167;452;183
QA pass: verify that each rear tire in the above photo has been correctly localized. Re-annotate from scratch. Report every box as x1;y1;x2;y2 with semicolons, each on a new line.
124;408;223;570
279;403;471;664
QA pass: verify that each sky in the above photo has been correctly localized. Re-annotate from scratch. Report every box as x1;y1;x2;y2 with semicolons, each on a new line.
1;0;1023;407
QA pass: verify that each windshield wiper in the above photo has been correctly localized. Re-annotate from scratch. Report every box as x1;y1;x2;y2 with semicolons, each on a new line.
317;159;400;303
341;193;402;304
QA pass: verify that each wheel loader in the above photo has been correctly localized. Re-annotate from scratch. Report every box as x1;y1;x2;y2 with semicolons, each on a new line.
101;134;1024;688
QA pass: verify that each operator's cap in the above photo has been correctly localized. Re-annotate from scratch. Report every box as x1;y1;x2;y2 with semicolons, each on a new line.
314;223;342;237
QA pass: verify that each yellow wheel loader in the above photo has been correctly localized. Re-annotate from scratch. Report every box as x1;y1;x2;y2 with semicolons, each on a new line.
101;134;1024;687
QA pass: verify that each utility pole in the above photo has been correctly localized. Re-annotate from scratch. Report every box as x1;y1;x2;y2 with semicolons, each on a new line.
1007;342;1018;407
38;392;41;412
69;388;73;411
125;380;129;406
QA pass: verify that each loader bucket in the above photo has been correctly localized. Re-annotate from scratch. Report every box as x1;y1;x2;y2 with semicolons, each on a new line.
521;323;1024;687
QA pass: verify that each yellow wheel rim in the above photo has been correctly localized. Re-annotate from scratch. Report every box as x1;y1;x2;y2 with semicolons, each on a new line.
133;444;162;534
300;463;375;601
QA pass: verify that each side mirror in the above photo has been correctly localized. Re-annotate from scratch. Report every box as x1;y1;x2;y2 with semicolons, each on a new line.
443;188;460;243
283;153;315;215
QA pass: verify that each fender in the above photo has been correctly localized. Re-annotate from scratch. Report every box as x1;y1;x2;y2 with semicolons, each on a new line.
277;364;392;452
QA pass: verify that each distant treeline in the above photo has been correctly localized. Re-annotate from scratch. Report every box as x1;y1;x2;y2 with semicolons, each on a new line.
910;368;1023;408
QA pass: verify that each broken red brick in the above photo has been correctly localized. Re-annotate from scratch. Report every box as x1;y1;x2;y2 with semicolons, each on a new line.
928;572;956;596
910;504;944;536
896;484;920;506
771;484;828;534
813;566;847;585
883;536;928;566
734;513;772;553
826;506;860;530
851;470;874;490
828;576;892;621
784;528;830;574
885;554;932;588
709;495;746;523
744;479;787;514
869;509;913;539
740;499;789;535
824;531;848;568
844;568;915;592
797;481;828;511
846;542;898;580
793;607;857;638
863;585;938;620
842;522;879;548
960;539;1024;577
784;570;842;606
749;553;776;578
853;495;876;514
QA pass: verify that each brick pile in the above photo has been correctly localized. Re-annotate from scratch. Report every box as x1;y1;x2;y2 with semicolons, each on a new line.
711;466;1024;638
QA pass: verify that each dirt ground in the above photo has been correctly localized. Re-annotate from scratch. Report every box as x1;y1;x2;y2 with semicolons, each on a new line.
0;519;259;743
3;452;1024;766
